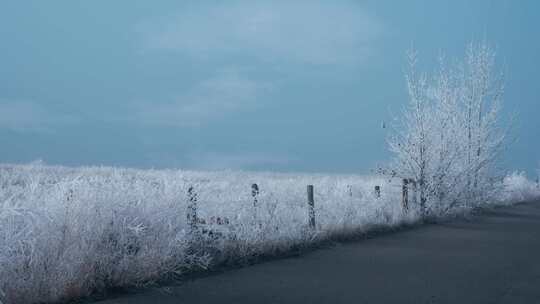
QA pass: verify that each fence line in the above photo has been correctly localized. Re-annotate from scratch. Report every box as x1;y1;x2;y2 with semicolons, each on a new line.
185;180;414;234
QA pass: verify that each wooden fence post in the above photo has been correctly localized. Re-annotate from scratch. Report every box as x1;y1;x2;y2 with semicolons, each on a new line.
66;189;74;202
402;179;409;212
187;186;198;231
251;183;259;207
374;185;381;198
409;178;417;205
307;185;315;229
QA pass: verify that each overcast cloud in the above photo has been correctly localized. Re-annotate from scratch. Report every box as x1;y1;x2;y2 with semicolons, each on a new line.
139;1;383;65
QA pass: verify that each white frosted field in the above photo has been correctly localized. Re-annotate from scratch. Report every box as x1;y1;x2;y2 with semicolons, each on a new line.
0;163;538;304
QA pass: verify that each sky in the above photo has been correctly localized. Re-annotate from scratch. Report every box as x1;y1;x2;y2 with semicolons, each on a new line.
0;0;539;175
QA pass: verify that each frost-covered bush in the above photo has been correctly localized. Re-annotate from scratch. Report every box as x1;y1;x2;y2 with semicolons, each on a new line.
500;171;540;203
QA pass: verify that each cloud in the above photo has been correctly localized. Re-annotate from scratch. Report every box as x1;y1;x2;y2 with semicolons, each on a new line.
139;1;383;65
186;151;291;170
134;68;271;127
131;2;384;128
0;100;78;132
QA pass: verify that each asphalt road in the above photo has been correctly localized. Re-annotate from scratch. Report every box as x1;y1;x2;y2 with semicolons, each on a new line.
96;201;540;304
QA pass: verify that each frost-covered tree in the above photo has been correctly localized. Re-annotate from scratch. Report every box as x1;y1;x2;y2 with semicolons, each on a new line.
386;41;508;217
387;49;433;215
460;42;506;203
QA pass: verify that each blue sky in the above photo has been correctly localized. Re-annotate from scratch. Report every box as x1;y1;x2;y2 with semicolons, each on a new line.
0;0;539;175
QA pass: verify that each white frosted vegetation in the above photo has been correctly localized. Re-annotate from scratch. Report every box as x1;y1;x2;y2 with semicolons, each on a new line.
384;42;514;216
501;171;540;204
0;163;403;304
1;163;538;304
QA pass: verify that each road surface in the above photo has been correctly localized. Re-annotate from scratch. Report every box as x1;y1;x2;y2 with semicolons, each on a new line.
95;201;540;304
